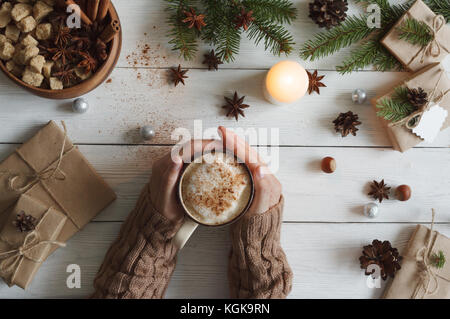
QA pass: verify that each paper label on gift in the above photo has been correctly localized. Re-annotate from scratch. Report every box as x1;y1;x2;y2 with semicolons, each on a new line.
412;104;448;143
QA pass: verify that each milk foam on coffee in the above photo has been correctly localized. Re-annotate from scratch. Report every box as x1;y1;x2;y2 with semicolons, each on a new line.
181;152;251;225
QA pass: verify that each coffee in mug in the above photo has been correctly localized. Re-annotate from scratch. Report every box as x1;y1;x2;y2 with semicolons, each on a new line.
178;151;254;226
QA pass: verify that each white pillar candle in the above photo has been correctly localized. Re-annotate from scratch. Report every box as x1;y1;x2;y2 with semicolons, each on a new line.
263;60;309;105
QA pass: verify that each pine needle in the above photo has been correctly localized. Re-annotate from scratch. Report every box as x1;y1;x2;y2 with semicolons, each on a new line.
376;86;416;122
397;18;433;47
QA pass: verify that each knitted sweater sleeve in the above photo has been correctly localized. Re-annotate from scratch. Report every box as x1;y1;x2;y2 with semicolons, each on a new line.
91;184;181;299
228;196;293;299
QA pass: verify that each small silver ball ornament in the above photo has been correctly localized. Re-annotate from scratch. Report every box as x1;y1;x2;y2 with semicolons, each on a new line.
352;89;367;104
364;202;380;218
140;125;155;141
72;98;89;113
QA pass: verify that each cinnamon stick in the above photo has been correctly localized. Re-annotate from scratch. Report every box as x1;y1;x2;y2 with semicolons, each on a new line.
100;21;120;43
65;0;92;25
87;0;100;22
97;0;111;22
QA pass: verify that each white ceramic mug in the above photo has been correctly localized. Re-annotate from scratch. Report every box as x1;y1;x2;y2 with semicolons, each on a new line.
173;151;255;250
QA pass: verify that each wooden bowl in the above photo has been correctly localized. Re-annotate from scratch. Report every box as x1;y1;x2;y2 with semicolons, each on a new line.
0;5;122;100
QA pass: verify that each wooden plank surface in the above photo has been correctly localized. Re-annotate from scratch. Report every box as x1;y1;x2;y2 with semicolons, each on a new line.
0;0;449;299
1;222;448;299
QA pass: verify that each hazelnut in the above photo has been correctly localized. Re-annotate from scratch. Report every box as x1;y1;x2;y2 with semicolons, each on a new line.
396;185;411;201
321;156;336;173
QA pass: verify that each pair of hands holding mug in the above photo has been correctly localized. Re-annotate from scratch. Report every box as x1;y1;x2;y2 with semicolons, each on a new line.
150;126;282;224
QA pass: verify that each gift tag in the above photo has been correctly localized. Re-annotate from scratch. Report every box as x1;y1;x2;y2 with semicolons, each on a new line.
412;104;448;143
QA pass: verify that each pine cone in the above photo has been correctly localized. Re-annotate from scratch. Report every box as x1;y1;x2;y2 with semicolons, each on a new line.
333;111;361;137
359;240;402;280
13;211;37;232
309;0;348;29
407;87;428;109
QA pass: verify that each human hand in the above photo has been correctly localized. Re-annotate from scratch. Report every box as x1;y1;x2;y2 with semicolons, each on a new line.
149;139;222;223
218;126;282;217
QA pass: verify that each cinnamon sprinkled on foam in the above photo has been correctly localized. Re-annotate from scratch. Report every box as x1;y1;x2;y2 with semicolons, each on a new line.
181;153;251;225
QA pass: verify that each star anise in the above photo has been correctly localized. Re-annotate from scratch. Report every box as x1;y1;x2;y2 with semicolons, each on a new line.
13;211;37;233
307;70;326;95
182;8;206;31
368;179;391;203
170;64;188;86
77;51;98;74
235;8;254;31
202;50;223;71
47;44;75;65
359;240;402;280
223;91;250;121
54;26;72;46
71;36;91;51
53;65;76;86
333;111;361;137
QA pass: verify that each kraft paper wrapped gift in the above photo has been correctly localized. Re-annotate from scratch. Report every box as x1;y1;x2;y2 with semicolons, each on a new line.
381;0;450;72
0;194;67;289
0;121;116;258
372;63;450;152
384;224;450;299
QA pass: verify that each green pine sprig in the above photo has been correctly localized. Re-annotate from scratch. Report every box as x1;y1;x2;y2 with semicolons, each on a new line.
397;18;433;47
166;0;199;60
430;250;446;269
300;1;418;74
165;0;297;62
376;86;417;122
423;0;450;22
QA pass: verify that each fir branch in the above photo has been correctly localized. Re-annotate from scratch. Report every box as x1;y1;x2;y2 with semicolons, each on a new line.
430;250;446;269
202;0;241;62
166;0;199;60
247;19;294;55
300;15;373;61
336;35;403;74
242;0;297;24
423;0;450;22
376;87;416;122
397;18;433;47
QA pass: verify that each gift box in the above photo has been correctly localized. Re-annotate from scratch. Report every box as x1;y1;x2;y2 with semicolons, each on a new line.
384;224;450;299
372;63;450;152
0;121;116;288
0;195;66;289
381;0;450;72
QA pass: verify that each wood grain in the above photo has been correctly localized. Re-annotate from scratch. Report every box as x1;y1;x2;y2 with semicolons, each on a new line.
0;222;448;299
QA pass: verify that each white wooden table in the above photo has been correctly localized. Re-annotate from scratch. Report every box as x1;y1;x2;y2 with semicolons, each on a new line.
0;0;449;299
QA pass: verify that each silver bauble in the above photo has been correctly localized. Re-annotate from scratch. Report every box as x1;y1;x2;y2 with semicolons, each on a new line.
352;89;367;104
72;98;89;113
364;202;380;219
140;125;155;141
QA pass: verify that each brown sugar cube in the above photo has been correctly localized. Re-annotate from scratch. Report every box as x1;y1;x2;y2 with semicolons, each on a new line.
42;60;53;78
35;23;51;40
15;45;38;65
6;60;23;77
33;1;53;22
5;24;20;42
22;66;44;87
29;54;44;73
49;77;63;90
0;34;9;44
0;41;15;60
11;3;32;22
21;34;38;47
17;15;36;32
0;2;13;28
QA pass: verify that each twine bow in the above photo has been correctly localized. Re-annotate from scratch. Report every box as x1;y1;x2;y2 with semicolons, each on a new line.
0;220;66;278
3;121;69;193
406;15;449;67
411;209;450;299
389;71;450;130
